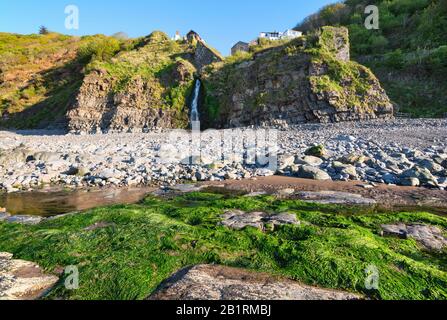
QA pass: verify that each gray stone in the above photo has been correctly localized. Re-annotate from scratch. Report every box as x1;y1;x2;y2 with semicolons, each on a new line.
148;265;362;300
5;215;44;225
0;212;11;221
401;167;438;186
381;224;447;251
219;210;265;230
399;177;420;187
418;159;444;173
220;210;299;230
0;252;59;300
295;156;323;167
278;154;295;168
296;166;331;181
275;188;296;197
98;169;124;180
33;152;62;163
295;191;376;205
332;162;358;179
382;173;398;184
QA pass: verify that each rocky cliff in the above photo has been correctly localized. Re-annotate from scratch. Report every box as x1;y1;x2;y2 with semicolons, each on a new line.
67;31;222;133
201;27;393;128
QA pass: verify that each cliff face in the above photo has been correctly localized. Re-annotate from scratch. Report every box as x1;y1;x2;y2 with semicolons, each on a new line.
201;27;393;128
67;31;222;133
0;33;103;129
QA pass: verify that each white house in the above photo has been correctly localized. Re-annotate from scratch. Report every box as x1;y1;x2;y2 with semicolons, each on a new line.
259;31;282;41
259;29;303;41
281;29;303;39
172;31;183;41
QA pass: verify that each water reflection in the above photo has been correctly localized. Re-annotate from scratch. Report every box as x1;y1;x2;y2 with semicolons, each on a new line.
0;187;154;217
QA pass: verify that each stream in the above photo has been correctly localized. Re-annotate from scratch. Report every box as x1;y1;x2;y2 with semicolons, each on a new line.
0;187;154;217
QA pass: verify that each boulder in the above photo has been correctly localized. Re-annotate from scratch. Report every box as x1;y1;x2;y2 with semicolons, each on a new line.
295;191;376;205
400;167;438;187
278;154;296;169
332;162;358;179
0;252;59;300
295;156;323;167
381;224;447;251
98;169;124;180
399;177;420;187
304;145;327;158
148;265;362;300
220;210;299;231
417;159;444;174
5;215;44;225
296;166;331;181
340;153;367;165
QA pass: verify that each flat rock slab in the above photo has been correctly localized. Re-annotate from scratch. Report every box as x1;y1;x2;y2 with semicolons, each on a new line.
148;265;362;300
220;210;299;230
0;213;44;225
295;191;377;205
0;252;59;300
152;184;208;196
381;224;447;251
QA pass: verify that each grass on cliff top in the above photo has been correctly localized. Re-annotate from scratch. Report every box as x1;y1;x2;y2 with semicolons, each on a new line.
0;191;446;300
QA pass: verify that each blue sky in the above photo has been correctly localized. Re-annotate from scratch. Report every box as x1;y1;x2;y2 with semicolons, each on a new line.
0;0;334;55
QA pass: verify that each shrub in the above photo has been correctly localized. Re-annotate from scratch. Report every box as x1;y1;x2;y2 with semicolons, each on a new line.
426;45;447;70
385;49;406;69
147;31;170;43
78;36;121;63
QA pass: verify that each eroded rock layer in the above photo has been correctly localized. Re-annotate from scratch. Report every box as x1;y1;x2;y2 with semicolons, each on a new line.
202;27;393;128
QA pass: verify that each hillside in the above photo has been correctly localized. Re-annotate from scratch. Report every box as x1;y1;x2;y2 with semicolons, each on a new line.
0;28;392;132
295;0;447;117
67;31;223;133
0;32;135;128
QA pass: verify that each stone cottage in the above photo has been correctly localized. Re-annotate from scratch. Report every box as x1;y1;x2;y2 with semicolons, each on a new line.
231;41;250;55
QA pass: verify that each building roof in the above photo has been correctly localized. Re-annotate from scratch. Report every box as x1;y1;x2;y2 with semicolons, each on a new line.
232;41;249;47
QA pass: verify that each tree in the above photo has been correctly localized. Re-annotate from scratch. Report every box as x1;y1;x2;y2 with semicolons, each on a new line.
39;26;49;35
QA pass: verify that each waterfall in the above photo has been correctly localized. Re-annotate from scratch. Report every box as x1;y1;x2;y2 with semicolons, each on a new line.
190;79;201;124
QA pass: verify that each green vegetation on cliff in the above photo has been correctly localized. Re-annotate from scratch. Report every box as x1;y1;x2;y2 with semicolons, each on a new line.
296;0;447;117
0;31;215;130
308;26;380;112
0;191;446;300
0;32;129;128
202;27;390;127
